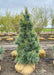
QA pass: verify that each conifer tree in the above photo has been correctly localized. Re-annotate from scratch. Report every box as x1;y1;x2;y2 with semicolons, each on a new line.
15;8;40;64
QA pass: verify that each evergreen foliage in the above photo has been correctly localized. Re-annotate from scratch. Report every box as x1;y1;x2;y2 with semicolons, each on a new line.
0;46;4;60
15;8;40;64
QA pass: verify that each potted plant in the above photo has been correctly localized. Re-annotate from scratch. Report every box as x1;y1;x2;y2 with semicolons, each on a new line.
48;38;54;40
50;35;54;38
12;32;18;36
11;50;18;59
0;38;2;41
15;7;40;75
39;37;45;41
6;36;13;41
0;46;4;71
0;33;5;36
3;36;9;39
39;49;46;58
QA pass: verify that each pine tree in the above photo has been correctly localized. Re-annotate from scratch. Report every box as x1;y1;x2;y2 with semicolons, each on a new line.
15;7;40;64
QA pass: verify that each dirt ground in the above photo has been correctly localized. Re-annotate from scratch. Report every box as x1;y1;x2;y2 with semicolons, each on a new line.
0;49;54;75
0;33;54;75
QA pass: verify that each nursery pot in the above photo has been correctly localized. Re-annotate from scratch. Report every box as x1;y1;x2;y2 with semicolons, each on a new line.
53;60;54;65
11;50;18;59
0;65;1;71
0;33;5;36
0;38;2;41
15;63;35;75
6;38;13;41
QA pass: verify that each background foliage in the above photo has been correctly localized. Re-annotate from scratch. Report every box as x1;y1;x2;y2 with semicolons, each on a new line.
0;8;54;34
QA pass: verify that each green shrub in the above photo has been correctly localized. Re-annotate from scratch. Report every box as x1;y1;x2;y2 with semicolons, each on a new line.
0;46;4;60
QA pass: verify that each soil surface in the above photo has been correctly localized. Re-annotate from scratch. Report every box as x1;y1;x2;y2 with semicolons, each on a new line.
0;33;54;75
0;49;54;75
